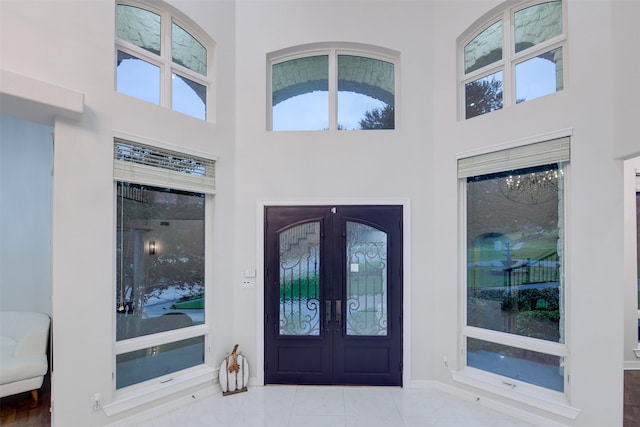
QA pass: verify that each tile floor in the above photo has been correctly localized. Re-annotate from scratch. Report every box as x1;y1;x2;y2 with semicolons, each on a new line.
136;386;536;427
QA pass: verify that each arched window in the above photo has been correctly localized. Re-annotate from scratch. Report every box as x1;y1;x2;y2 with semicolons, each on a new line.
459;1;566;119
115;1;214;121
268;43;398;131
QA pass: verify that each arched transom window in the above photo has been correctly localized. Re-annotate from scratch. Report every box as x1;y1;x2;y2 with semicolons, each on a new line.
268;43;398;131
115;1;214;121
459;1;566;119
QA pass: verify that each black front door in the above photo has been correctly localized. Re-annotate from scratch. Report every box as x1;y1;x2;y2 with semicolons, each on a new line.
264;205;402;386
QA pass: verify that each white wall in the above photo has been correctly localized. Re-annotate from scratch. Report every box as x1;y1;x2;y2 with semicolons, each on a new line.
0;115;53;315
431;1;637;425
1;0;236;425
1;0;638;425
234;0;436;384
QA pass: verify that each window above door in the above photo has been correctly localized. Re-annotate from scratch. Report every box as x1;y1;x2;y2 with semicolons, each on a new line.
268;43;399;131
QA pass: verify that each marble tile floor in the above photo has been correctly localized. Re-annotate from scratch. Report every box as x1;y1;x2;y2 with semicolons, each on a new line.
136;385;537;427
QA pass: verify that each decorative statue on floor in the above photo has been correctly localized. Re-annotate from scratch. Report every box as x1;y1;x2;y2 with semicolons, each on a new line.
228;344;240;373
219;344;249;396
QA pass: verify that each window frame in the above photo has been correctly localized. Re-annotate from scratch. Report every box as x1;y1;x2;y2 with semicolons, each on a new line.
115;0;214;121
454;133;580;418
458;0;568;120
267;42;399;131
106;134;217;414
636;173;640;348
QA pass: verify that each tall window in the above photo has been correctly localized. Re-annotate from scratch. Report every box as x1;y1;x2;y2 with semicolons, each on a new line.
459;137;570;395
113;139;215;390
460;1;566;119
115;2;212;120
269;44;397;131
636;174;640;344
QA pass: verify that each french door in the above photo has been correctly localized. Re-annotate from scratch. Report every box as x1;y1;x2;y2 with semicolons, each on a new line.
264;205;402;386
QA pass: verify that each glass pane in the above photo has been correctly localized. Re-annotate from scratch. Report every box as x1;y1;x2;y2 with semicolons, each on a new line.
116;336;204;389
272;56;329;131
346;222;387;336
117;51;160;104
515;1;562;53
116;4;161;55
467;164;565;343
465;71;503;119
172;23;207;76
338;55;394;130
279;222;321;335
116;182;205;341
467;338;564;392
464;20;502;74
172;73;206;120
516;48;563;104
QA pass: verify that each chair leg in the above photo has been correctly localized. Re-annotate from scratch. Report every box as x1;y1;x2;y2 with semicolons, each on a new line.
30;389;39;407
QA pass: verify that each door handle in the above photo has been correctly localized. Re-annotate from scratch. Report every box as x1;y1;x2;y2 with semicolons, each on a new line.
336;300;342;324
325;300;332;325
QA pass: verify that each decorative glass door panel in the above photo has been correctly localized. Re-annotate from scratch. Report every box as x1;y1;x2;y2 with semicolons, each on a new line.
265;205;402;386
346;222;388;336
279;222;320;336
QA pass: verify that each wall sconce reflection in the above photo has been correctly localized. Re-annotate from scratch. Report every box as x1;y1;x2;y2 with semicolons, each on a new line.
148;240;156;255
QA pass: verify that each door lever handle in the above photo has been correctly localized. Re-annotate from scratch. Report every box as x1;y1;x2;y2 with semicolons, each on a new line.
325;300;332;325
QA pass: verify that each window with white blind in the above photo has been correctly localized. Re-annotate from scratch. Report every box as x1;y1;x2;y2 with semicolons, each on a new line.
459;0;566;119
113;138;215;392
115;1;213;121
457;136;570;401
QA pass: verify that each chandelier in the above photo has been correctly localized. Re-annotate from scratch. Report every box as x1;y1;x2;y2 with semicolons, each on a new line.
500;168;563;205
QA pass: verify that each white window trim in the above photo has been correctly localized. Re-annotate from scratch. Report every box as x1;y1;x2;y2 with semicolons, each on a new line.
455;131;577;418
115;0;215;122
458;0;568;120
103;365;217;416
109;133;217;413
267;42;400;131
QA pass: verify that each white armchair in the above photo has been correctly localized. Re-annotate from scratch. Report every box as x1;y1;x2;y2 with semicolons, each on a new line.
0;311;51;404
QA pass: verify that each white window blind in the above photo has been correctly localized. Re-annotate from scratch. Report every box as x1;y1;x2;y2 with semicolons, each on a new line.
636;174;640;191
113;139;216;194
458;137;570;179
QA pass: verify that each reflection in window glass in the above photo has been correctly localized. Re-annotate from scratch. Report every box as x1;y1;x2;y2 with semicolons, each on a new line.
515;1;562;53
465;71;503;119
338;55;394;130
464;20;502;74
116;336;204;389
467;164;565;343
516;48;563;103
172;23;207;76
467;338;564;392
172;73;206;120
272;56;329;131
116;182;205;341
116;4;161;55
116;51;160;104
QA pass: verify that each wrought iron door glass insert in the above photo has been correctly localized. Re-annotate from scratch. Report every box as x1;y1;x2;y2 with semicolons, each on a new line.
279;222;320;335
346;222;388;336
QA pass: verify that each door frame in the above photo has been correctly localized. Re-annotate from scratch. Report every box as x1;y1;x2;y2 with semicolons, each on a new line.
255;198;412;387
